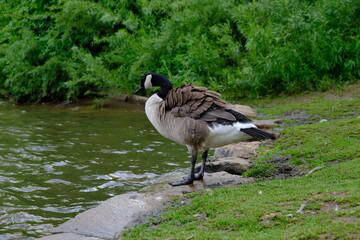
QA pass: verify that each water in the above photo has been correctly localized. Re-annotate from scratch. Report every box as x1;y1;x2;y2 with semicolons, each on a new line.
0;101;189;239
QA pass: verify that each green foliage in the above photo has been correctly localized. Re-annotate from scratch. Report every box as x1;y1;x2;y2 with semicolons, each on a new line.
0;0;117;102
0;0;359;102
233;0;360;96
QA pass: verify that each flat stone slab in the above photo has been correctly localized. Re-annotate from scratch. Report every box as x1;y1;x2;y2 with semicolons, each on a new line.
140;170;254;196
200;157;251;175
38;233;102;240
40;171;253;240
50;193;161;239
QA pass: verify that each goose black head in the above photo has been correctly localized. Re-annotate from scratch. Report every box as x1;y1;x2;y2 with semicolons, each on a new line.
134;73;173;99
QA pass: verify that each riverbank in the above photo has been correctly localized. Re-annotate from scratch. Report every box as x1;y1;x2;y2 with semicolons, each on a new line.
38;170;256;240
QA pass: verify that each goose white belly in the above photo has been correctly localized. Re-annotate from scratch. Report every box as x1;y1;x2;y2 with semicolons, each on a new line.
202;122;256;149
145;94;186;145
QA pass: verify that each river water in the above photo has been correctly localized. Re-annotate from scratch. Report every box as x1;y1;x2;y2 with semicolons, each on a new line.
0;101;189;239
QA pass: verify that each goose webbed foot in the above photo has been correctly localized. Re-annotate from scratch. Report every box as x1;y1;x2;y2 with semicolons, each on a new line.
169;176;194;186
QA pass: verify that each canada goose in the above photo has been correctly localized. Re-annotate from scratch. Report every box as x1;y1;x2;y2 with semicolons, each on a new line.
134;73;276;186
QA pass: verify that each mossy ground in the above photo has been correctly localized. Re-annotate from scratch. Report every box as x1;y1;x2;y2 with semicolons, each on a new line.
122;84;360;240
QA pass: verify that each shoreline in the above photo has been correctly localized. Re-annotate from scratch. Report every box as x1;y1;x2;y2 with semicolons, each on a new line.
38;169;255;240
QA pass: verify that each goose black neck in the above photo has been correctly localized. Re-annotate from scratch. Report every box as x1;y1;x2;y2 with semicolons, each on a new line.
152;74;173;99
157;84;172;99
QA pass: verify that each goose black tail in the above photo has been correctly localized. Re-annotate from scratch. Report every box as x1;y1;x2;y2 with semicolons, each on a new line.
241;128;276;141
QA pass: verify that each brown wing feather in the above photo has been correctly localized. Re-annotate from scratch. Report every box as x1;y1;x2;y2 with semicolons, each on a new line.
164;84;236;124
181;86;192;103
190;97;212;118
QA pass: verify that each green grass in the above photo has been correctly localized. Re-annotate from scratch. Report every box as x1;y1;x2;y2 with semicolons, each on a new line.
244;83;360;177
122;85;360;239
249;83;360;121
245;117;360;178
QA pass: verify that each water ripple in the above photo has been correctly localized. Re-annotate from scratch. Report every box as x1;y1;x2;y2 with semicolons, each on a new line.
8;186;49;193
0;103;189;239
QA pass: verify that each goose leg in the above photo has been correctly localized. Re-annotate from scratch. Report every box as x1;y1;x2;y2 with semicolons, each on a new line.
195;149;208;180
169;151;197;186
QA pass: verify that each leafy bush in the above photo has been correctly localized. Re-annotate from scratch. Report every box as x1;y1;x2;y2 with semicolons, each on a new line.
232;0;360;97
0;0;359;102
0;0;117;102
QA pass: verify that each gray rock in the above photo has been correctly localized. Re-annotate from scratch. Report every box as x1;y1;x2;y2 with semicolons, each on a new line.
38;233;103;240
214;141;261;160
198;141;271;176
201;157;251;175
40;171;253;240
140;170;254;195
51;192;164;239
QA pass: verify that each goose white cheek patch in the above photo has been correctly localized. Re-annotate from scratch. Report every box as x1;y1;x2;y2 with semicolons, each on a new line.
144;74;153;89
